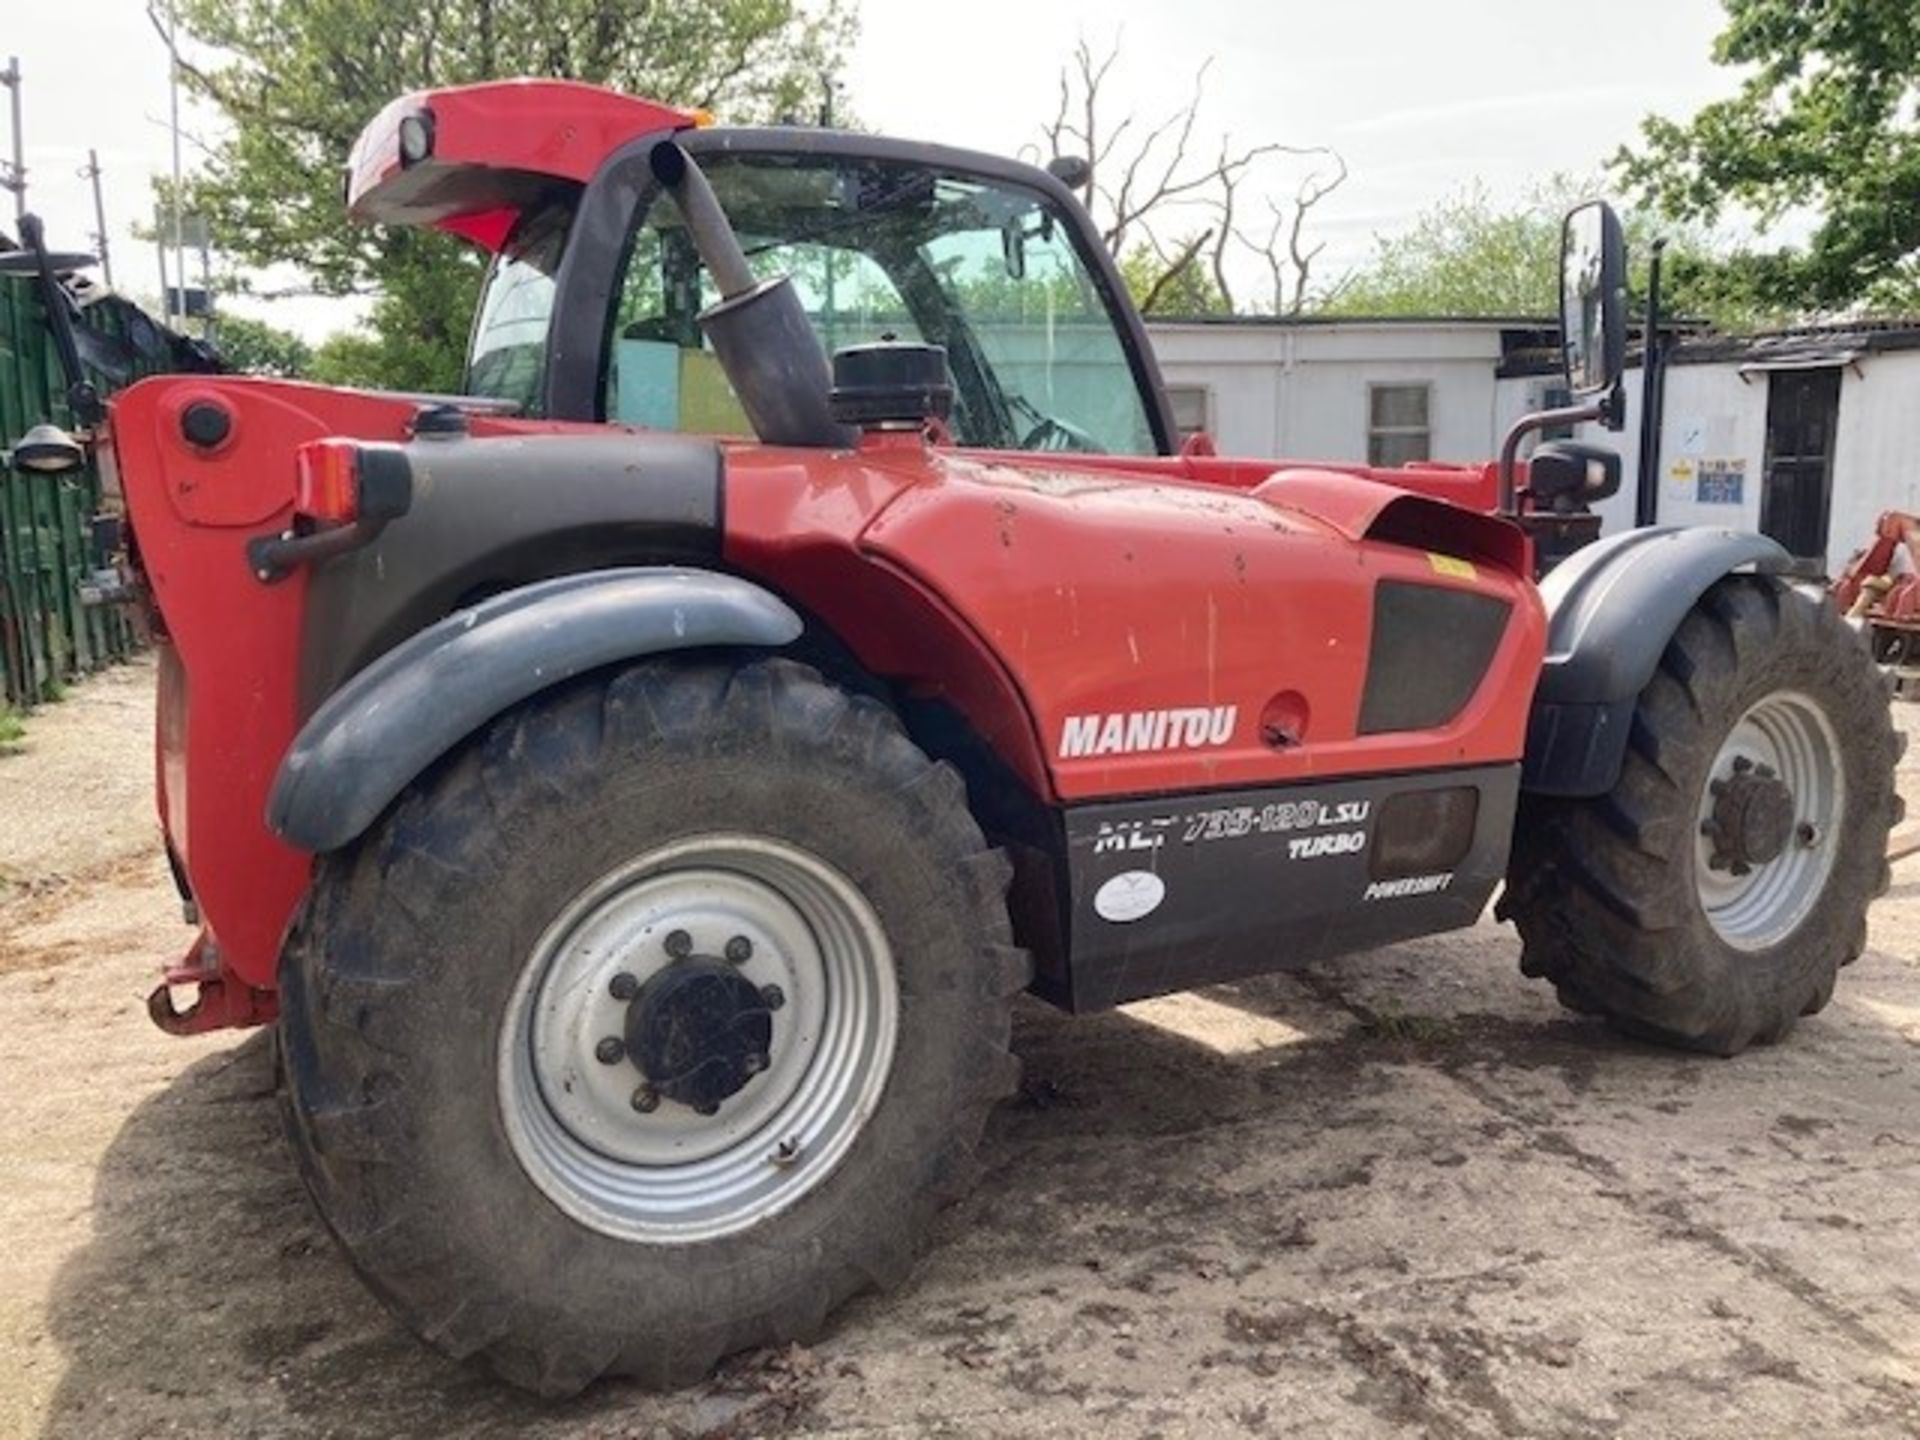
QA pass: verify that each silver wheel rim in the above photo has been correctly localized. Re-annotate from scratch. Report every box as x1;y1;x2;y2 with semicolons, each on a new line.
498;834;898;1244
1694;690;1845;951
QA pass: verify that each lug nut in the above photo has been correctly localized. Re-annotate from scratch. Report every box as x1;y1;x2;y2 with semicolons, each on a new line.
1756;762;1776;779
664;929;693;960
630;1085;659;1113
692;1099;721;1117
1733;756;1753;774
608;971;639;1001
725;935;753;963
761;984;785;1011
595;1036;625;1065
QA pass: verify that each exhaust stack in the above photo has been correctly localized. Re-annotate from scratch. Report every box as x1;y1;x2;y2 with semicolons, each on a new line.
648;142;853;449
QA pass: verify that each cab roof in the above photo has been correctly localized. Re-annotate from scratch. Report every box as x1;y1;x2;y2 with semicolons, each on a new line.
345;79;699;252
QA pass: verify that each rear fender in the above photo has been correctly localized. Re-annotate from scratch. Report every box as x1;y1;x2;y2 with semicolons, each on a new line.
1522;526;1791;796
267;567;800;852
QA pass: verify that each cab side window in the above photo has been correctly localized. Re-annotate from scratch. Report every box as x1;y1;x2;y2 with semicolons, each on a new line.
607;216;917;435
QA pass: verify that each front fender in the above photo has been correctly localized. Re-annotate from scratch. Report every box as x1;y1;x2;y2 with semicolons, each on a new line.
267;567;801;852
1523;526;1791;796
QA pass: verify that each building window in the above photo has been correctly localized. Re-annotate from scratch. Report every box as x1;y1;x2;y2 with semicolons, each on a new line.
1368;383;1431;466
1532;381;1574;441
1166;383;1212;441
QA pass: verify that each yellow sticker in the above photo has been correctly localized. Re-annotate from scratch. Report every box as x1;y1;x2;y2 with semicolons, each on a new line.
1427;552;1477;581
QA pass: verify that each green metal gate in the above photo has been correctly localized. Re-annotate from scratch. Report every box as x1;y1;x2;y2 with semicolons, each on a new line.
0;274;168;709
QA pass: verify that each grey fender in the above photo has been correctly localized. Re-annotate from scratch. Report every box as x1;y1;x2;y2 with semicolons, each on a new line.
1522;526;1791;797
268;567;802;853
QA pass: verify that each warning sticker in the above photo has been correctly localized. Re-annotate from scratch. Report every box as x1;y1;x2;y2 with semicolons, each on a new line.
1427;553;1477;581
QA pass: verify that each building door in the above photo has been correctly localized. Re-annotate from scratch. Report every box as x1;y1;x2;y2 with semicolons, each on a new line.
1760;368;1841;570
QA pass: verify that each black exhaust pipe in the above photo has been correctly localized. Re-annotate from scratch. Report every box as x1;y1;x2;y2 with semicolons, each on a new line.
648;142;853;449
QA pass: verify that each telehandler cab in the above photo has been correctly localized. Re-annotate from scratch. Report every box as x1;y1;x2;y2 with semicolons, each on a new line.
87;80;1900;1393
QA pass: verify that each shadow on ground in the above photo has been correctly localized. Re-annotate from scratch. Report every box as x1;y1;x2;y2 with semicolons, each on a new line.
35;938;1920;1438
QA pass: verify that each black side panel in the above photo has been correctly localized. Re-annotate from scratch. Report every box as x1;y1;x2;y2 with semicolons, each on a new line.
1522;525;1789;796
298;430;721;716
1050;764;1518;1012
1358;582;1511;734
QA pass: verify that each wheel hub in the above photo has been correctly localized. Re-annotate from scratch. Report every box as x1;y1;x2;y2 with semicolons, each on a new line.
498;835;899;1243
1701;758;1796;875
1693;691;1845;951
624;957;773;1114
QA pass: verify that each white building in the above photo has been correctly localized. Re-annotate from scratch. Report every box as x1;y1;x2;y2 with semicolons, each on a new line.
1147;316;1920;578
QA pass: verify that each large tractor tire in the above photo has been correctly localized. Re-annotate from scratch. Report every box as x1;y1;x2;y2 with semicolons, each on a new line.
277;657;1028;1394
1504;575;1903;1055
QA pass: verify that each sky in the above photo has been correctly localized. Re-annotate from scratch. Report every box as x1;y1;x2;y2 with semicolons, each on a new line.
6;0;1739;343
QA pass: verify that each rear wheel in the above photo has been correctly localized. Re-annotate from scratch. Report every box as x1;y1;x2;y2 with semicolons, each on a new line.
1504;575;1903;1054
278;657;1027;1394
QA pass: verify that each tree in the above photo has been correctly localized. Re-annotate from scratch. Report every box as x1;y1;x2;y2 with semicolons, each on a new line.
208;312;313;377
1323;177;1755;326
161;0;855;390
1616;0;1920;314
1117;238;1228;316
1325;182;1566;318
1038;35;1347;316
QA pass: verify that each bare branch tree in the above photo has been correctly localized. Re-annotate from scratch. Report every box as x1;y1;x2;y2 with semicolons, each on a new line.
1235;150;1350;314
1041;33;1346;314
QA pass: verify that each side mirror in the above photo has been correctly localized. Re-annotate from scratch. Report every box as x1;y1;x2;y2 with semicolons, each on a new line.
1047;155;1091;191
1527;440;1620;512
1561;201;1627;397
1001;215;1027;280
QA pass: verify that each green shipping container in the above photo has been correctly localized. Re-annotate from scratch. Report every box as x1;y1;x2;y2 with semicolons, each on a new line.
0;270;184;709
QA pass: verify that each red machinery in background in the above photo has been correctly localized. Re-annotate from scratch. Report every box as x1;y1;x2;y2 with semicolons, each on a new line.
1835;511;1920;864
1835;510;1920;686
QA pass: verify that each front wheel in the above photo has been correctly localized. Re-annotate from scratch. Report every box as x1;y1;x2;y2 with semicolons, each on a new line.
278;657;1028;1393
1504;575;1904;1054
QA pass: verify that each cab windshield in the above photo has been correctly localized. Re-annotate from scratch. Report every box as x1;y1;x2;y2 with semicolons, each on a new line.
602;151;1159;454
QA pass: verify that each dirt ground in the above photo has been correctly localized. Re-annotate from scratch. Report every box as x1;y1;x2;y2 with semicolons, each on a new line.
2;657;1918;1439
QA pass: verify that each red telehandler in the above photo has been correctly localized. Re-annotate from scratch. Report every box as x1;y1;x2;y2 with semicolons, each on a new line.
60;81;1904;1392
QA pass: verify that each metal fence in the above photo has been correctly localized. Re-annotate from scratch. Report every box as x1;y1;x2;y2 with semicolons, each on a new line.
0;274;173;709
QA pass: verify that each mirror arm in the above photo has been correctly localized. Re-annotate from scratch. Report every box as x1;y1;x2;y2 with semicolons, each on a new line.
1496;401;1607;517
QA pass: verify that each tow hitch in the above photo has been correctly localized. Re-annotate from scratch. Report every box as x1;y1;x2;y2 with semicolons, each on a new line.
146;934;278;1036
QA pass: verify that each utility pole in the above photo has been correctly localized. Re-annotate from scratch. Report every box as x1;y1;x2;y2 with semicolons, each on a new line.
155;231;169;320
1;57;24;230
81;149;113;289
167;5;185;328
198;229;214;342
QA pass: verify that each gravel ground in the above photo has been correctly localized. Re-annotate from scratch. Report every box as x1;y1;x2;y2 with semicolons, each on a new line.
1;658;1917;1439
